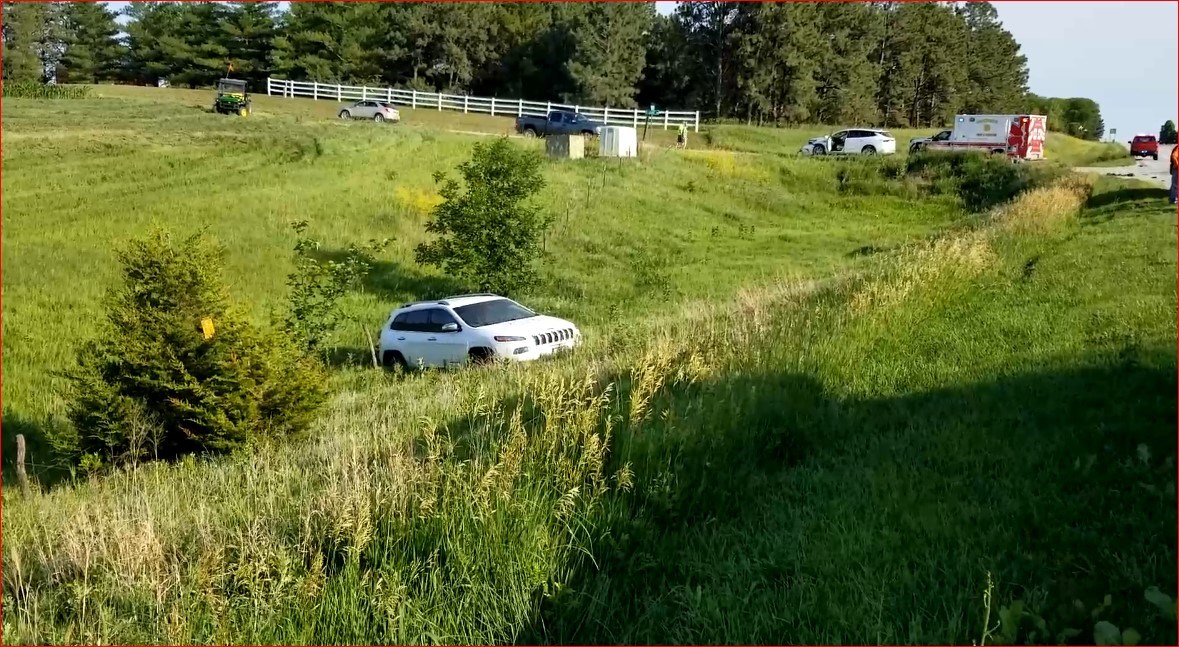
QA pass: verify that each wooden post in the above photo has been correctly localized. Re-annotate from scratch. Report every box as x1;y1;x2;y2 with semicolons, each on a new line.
387;87;392;102
604;107;610;124
491;97;495;116
362;85;367;100
464;95;469;113
517;99;523;117
412;90;417;109
313;82;318;100
664;111;670;130
15;434;30;497
694;111;700;133
438;93;442;111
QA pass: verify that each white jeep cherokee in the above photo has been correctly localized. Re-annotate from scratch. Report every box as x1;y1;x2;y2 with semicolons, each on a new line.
378;293;581;370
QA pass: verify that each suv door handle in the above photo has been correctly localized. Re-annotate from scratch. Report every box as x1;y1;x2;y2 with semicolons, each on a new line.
397;337;405;341
427;337;437;341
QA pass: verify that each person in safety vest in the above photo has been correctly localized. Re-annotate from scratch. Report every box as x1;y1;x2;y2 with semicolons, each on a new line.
677;123;688;149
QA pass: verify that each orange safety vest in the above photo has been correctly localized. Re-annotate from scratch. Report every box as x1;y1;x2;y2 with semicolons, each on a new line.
1170;146;1178;174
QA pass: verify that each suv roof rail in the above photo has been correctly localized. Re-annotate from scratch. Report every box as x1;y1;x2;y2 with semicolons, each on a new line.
442;292;499;300
398;299;445;309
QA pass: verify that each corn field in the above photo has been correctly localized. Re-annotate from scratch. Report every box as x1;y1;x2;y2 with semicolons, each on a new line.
3;82;91;100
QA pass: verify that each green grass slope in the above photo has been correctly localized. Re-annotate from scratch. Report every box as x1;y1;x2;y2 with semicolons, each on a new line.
0;93;958;428
1;91;1174;645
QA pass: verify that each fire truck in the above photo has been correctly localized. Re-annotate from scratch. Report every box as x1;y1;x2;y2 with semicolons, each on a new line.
909;114;1047;161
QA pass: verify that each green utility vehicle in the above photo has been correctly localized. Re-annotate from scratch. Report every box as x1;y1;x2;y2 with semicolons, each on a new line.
213;78;251;116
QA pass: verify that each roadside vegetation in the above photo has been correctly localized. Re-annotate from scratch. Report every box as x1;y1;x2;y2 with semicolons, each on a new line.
2;90;1173;645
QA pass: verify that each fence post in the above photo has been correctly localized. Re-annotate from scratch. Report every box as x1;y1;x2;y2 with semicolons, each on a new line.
491;97;495;116
438;93;442;111
412;90;417;109
266;78;272;96
337;84;341;102
313;82;318;100
632;110;638;128
387;87;392;102
15;434;29;497
362;85;367;100
604;107;609;124
694;111;700;133
546;101;551;115
517;99;523;117
464;95;469;113
664;111;670;130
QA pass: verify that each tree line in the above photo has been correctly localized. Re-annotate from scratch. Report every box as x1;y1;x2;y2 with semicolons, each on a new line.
2;1;1111;137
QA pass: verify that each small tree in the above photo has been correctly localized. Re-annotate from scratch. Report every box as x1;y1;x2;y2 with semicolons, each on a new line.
59;228;328;469
284;220;388;353
415;137;549;295
1160;120;1178;145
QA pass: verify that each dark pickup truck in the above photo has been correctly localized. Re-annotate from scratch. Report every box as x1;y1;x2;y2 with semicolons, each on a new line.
515;110;603;138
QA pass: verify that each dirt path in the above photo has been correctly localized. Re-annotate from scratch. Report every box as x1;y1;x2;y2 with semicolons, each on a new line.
1074;144;1174;188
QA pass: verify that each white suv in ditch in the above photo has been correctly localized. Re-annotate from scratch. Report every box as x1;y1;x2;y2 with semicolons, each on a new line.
378;294;581;371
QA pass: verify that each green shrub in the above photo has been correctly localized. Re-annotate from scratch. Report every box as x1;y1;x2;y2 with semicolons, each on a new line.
903;151;1064;212
415;137;550;295
2;82;91;99
284;220;388;353
59;229;328;469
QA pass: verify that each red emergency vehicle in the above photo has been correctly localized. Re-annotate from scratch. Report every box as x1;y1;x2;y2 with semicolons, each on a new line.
917;114;1047;161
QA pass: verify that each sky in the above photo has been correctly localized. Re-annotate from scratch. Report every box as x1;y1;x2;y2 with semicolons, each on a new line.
105;1;1176;138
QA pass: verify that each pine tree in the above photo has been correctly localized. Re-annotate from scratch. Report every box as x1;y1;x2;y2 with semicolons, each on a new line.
221;2;277;86
566;1;654;107
676;2;741;119
59;1;124;84
2;1;64;83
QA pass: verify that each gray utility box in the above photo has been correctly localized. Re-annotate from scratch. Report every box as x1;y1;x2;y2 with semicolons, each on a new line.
545;134;584;160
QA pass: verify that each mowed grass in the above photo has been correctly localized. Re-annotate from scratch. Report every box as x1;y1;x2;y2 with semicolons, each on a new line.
3;91;1173;645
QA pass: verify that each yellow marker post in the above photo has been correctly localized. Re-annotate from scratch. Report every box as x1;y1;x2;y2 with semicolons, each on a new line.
200;317;215;340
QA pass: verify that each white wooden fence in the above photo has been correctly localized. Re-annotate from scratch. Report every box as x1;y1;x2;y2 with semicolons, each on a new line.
266;77;699;132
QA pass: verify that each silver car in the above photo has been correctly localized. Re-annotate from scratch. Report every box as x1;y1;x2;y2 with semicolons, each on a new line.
338;100;400;123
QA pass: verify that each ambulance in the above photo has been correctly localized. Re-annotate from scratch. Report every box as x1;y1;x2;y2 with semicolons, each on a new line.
909;114;1047;161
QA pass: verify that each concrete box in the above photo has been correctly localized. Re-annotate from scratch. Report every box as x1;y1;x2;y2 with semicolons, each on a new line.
546;134;584;160
599;126;638;158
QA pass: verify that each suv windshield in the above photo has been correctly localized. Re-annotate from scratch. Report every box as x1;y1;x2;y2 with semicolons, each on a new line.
453;299;536;327
1134;136;1156;143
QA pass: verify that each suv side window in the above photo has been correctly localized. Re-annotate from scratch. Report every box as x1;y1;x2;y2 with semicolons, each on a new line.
390;312;409;331
548;111;562;122
426;308;460;333
403;309;430;332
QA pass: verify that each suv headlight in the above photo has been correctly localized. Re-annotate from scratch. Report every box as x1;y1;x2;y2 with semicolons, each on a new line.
494;336;527;342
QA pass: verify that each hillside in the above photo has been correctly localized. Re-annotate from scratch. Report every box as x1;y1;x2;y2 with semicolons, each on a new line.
1;90;1174;645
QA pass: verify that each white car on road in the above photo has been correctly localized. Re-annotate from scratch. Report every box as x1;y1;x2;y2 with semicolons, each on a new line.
338;100;400;123
801;128;897;156
378;294;580;371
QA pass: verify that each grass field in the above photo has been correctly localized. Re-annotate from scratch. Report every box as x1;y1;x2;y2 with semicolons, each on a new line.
2;88;1174;645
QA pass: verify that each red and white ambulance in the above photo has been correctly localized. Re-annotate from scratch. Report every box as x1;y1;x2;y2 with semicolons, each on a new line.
909;114;1048;160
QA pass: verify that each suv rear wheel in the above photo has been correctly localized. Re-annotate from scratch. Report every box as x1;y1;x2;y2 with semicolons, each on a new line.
468;347;495;366
382;350;409;373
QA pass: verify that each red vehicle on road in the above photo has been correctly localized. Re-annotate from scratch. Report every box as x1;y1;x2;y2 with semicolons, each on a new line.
1130;134;1159;160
